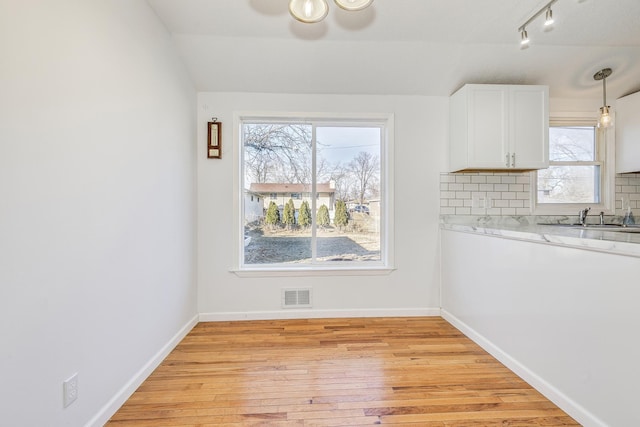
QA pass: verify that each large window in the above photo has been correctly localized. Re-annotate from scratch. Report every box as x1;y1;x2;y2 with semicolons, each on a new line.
236;114;393;273
533;118;613;215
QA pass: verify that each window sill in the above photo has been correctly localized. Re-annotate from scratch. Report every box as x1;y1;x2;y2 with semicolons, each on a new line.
230;266;396;278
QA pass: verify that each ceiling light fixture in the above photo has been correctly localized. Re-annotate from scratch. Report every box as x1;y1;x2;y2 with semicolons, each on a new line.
544;7;554;27
334;0;373;11
288;0;373;23
517;0;558;45
520;29;530;46
594;67;613;128
288;0;329;23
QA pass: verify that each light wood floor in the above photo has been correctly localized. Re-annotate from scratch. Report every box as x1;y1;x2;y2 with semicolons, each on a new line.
106;317;579;426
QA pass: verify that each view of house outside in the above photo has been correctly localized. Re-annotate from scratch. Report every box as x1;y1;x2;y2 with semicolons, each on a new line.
241;122;382;266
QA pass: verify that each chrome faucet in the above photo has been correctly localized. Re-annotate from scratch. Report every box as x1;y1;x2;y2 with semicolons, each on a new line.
600;211;605;225
578;207;591;226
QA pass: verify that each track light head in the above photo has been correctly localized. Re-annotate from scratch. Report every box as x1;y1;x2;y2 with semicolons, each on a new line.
544;8;554;26
520;29;530;46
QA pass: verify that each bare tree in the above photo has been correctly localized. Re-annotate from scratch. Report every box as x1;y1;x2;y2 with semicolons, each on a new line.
348;151;380;205
243;125;380;206
315;157;332;183
538;127;597;203
314;160;351;201
243;124;312;184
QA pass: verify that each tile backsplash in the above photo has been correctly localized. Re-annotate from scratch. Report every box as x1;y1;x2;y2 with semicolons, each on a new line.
440;172;531;216
440;172;640;218
616;174;640;214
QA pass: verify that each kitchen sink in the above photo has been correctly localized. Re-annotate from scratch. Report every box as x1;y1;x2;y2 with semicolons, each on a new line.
541;223;640;233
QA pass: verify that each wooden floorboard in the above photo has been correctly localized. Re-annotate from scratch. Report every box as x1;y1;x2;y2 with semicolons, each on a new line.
106;317;579;426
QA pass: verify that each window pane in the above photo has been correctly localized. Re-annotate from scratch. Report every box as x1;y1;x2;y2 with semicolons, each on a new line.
549;126;595;161
243;123;313;265
241;122;384;267
537;165;601;203
315;127;381;262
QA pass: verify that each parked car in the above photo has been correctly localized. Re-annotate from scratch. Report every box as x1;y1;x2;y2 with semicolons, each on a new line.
351;205;370;215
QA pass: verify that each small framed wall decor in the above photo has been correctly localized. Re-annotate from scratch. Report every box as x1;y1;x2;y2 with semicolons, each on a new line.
207;120;222;159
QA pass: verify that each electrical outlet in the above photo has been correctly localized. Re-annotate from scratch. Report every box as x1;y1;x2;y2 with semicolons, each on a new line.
63;373;78;408
472;195;487;209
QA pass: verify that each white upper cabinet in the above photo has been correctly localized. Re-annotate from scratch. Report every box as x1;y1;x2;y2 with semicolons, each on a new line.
616;90;640;173
449;84;549;172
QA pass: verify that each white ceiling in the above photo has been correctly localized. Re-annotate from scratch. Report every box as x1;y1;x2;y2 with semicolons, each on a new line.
147;0;640;99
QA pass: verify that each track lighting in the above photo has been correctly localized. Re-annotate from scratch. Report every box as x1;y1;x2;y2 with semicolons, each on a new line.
544;8;554;27
520;29;530;46
517;0;558;46
594;68;613;129
289;0;373;23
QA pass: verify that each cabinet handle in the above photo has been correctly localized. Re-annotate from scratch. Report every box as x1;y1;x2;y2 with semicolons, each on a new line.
512;153;516;168
506;153;510;167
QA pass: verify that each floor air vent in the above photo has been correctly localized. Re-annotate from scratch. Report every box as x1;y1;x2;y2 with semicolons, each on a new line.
282;288;312;308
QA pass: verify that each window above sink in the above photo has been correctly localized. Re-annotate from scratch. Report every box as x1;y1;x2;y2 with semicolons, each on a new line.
531;116;615;216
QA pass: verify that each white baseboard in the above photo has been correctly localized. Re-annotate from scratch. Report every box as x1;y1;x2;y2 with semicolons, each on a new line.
85;314;199;427
199;307;441;322
441;309;607;427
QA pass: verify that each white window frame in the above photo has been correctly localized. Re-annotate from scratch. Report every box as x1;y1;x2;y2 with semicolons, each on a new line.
231;111;395;277
531;114;615;216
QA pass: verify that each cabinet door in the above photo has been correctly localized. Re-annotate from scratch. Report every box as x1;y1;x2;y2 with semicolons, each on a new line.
467;86;509;168
616;91;640;173
510;86;549;169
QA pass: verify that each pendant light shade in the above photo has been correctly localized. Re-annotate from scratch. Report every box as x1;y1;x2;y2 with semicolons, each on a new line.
598;106;612;129
289;0;329;23
334;0;373;11
594;68;613;129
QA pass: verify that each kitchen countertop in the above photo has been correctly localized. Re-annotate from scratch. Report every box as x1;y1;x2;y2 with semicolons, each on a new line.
440;216;640;259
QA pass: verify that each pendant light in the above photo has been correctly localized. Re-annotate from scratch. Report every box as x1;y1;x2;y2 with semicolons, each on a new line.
289;0;329;23
593;68;613;129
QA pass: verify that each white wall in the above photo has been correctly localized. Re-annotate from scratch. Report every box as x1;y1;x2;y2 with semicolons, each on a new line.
197;92;446;318
0;1;197;426
441;230;640;427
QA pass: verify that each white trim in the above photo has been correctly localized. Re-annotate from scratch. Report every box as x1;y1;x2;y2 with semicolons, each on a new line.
232;112;242;274
85;314;199;427
531;116;616;216
383;115;396;268
199;308;440;322
231;266;396;277
233;111;395;273
441;309;607;427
